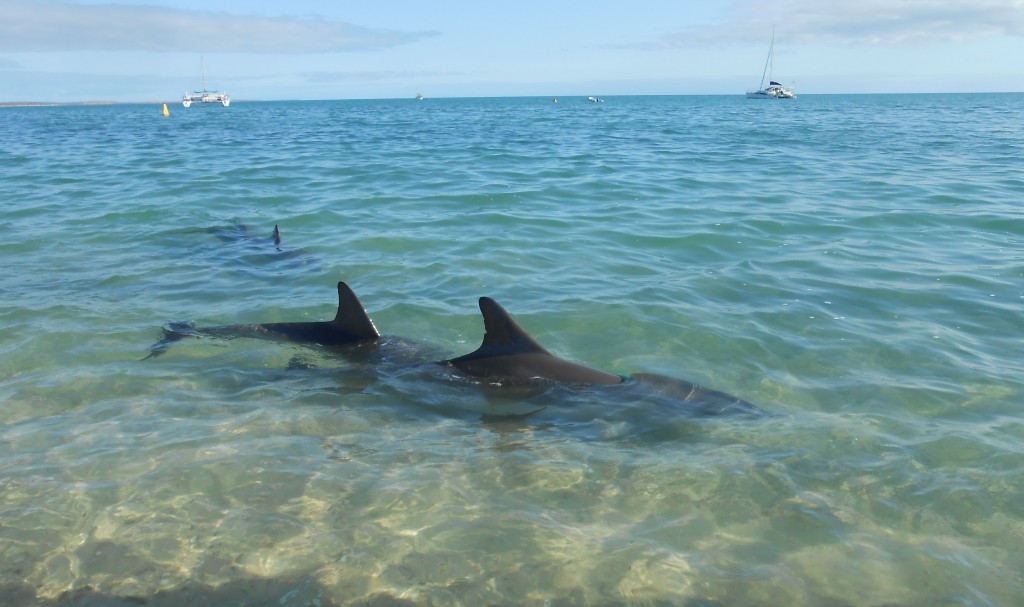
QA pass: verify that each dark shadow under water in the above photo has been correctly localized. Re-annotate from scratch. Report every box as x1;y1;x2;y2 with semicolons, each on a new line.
221;334;771;445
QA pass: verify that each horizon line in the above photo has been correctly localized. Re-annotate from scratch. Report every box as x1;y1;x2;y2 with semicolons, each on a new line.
3;91;1022;107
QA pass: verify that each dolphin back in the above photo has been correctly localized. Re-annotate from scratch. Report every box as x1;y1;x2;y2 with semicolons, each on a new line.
448;297;623;385
628;373;764;415
145;281;380;357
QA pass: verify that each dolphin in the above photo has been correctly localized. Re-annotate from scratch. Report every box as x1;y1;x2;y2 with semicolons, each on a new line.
446;297;622;385
146;281;380;358
148;282;763;416
205;222;280;245
447;296;762;415
200;221;312;263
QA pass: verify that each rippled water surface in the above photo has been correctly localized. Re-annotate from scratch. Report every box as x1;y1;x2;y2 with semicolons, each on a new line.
1;95;1023;606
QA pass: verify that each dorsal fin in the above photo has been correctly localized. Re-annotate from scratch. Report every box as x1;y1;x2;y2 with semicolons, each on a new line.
472;297;551;357
448;297;623;385
272;224;281;246
332;281;380;339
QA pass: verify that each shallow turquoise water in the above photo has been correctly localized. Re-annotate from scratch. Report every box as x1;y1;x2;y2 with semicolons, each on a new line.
1;95;1022;606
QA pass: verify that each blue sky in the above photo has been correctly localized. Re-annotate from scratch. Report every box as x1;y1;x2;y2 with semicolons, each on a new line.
1;0;1022;102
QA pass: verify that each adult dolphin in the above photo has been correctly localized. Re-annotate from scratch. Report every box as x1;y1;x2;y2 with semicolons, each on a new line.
446;296;763;416
446;297;621;385
145;282;380;358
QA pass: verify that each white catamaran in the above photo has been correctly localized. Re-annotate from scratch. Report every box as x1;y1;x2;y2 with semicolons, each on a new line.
182;57;230;107
746;28;795;99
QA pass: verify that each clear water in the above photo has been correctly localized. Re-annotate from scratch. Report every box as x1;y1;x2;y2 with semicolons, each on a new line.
1;95;1022;606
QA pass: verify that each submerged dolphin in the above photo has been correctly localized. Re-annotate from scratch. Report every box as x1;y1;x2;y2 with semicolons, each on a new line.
200;221;314;264
205;222;282;246
146;282;380;358
446;297;762;415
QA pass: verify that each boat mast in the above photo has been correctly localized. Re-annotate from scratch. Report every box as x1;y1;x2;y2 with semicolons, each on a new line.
759;26;774;89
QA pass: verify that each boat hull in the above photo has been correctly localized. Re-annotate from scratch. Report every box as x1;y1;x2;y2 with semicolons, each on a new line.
182;91;230;108
746;86;796;100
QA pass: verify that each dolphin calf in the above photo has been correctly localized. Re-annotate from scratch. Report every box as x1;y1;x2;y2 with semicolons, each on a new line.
146;282;380;358
446;296;762;415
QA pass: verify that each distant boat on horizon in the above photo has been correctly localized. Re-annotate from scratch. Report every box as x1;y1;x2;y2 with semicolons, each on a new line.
416;92;425;101
746;27;795;100
182;56;230;108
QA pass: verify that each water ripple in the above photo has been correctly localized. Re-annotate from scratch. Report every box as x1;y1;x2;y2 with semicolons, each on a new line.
1;95;1023;605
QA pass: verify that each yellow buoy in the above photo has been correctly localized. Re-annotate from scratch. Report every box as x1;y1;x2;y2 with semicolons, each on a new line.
162;103;170;117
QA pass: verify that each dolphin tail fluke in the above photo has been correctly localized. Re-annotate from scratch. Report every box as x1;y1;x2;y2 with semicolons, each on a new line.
143;321;200;359
333;282;381;340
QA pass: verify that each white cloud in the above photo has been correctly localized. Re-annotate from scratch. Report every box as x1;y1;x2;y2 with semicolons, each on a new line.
649;0;1024;48
0;1;436;53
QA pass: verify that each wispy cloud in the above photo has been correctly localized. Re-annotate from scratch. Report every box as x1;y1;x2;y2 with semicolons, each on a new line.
0;1;437;53
644;0;1024;48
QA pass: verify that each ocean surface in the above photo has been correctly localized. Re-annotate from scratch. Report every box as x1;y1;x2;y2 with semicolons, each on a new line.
1;94;1022;606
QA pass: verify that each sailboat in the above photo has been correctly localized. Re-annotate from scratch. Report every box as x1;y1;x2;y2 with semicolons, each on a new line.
182;56;230;107
746;27;795;99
